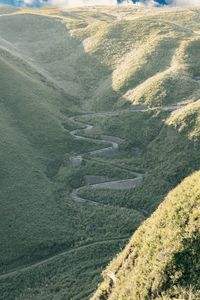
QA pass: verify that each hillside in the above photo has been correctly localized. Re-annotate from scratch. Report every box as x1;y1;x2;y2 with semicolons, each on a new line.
91;170;200;300
0;5;199;300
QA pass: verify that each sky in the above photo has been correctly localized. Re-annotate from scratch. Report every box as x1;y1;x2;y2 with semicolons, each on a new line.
0;0;199;8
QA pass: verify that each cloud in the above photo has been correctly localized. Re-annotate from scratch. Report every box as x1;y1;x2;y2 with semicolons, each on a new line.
134;1;161;7
168;0;200;7
48;0;116;7
23;0;43;4
133;0;200;7
10;0;200;8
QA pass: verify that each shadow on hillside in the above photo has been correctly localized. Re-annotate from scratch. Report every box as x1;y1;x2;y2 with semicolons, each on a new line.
0;14;131;112
0;12;128;113
1;12;200;300
129;119;200;214
1;12;199;208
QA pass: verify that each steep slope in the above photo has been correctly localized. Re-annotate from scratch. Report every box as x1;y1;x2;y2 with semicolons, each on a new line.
76;100;200;213
68;7;200;109
0;9;145;300
0;46;145;300
0;5;200;300
0;37;106;271
92;170;200;300
0;11;112;103
1;7;199;111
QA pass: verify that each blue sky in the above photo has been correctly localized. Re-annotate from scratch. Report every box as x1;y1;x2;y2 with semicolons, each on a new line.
0;0;168;7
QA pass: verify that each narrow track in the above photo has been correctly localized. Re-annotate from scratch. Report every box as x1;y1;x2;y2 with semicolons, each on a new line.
69;112;144;208
0;105;183;280
0;238;128;280
69;104;184;207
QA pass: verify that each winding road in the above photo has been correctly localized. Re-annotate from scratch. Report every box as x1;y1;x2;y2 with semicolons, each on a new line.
69;111;145;207
0;104;184;280
0;8;196;286
69;103;185;207
0;108;145;280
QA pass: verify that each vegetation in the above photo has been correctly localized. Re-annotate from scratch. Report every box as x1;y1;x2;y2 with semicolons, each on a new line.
62;6;200;109
0;5;199;300
77;103;200;213
92;170;200;300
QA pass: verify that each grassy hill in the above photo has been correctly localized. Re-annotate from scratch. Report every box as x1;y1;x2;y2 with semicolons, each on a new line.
91;170;200;300
1;7;200;111
76;100;200;213
60;6;200;110
0;39;144;299
0;5;199;300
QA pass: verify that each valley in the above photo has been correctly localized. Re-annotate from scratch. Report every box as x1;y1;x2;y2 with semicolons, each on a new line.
0;5;199;300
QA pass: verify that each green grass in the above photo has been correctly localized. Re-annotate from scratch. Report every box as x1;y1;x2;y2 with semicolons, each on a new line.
1;49;138;274
0;240;126;300
78;110;163;149
92;170;200;300
166;100;200;141
0;9;145;299
184;39;200;77
65;8;200;109
152;8;200;31
0;5;200;300
76;104;200;213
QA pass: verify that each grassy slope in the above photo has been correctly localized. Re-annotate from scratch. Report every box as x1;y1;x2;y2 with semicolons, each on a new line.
77;102;200;213
0;39;124;269
0;6;200;300
1;7;199;111
0;41;144;300
68;7;200;109
0;7;145;300
92;170;200;300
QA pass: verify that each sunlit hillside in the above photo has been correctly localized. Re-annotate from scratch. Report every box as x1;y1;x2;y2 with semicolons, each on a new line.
92;170;200;300
0;5;199;300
